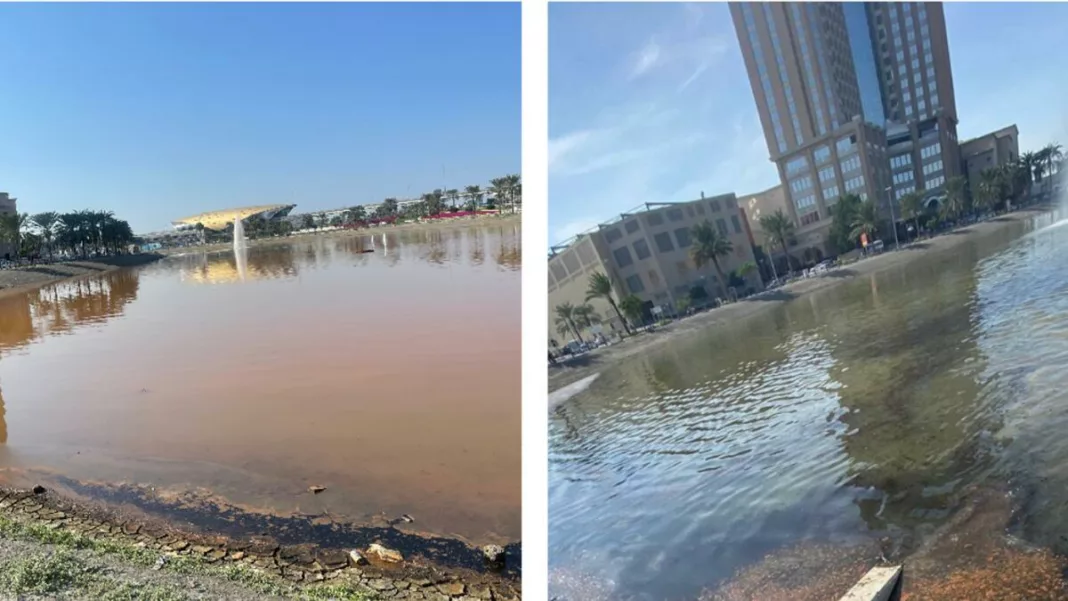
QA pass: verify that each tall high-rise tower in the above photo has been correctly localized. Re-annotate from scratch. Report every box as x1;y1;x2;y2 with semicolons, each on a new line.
729;2;959;256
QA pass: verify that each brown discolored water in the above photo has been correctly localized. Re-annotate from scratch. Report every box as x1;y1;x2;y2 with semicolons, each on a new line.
549;211;1068;599
0;223;520;545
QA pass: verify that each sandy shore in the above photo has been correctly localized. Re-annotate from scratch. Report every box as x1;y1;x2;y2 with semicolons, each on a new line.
0;254;165;301
548;205;1054;397
161;213;522;257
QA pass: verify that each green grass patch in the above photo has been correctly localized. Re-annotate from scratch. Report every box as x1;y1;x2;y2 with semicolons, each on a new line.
0;548;96;594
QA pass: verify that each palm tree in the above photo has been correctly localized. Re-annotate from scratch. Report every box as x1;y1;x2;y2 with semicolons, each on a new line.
976;167;1004;214
1020;151;1039;200
585;271;631;336
759;209;795;274
350;205;367;223
376;198;399;219
571;304;600;330
554;303;584;343
849;199;880;244
618;295;645;328
899;191;926;239
489;177;509;213
1043;142;1063;193
421;190;445;216
942;175;968;222
690;220;734;297
0;212;27;259
30;211;60;260
446;189;460;211
464;185;484;212
504;174;521;213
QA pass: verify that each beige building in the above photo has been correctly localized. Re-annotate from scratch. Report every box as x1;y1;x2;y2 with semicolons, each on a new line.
548;193;760;342
730;2;961;256
0;193;16;258
959;124;1019;197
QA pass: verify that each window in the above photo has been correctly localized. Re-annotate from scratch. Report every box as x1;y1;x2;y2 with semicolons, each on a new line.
891;154;912;169
646;212;664;226
905;105;913;117
822;185;840;201
927;175;945;188
931;93;939;107
800;211;821;226
731;215;742;234
694;203;705;215
836;135;857;156
667;208;684;222
913;72;922;84
626;274;645;294
814;145;832;164
604;227;623;243
654;232;674;253
709;199;722;212
613;246;633;267
845;175;865;191
896;50;905;62
716;219;729;236
840;155;861;174
921;142;941;159
785;155;810;176
923;160;943;176
903;91;911;102
918;99;926;112
818;166;836;183
794;193;816;212
893;170;915;185
674;227;692;248
912;58;920;70
624;219;640;234
633;239;651;260
790;175;813;193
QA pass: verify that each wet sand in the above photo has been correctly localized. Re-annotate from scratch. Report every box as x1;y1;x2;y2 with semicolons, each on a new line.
548;205;1054;395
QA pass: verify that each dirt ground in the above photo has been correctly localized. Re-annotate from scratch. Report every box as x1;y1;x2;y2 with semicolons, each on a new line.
548;205;1054;397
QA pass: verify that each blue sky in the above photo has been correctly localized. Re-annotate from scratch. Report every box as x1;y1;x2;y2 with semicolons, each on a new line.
0;3;520;233
549;2;1068;243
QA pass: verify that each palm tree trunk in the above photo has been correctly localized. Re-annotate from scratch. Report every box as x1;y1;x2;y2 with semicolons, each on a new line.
608;298;631;336
568;319;584;343
712;259;728;300
779;238;792;275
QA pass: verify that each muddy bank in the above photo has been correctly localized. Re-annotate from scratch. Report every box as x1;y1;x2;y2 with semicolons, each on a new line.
0;254;164;300
0;482;520;600
548;205;1054;394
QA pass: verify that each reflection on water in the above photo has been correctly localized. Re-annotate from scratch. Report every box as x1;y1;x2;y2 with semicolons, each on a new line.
549;212;1068;599
0;224;520;544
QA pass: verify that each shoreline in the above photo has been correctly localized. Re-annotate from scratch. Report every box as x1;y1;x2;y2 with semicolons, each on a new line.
0;253;165;301
0;481;520;599
548;204;1055;396
160;213;522;257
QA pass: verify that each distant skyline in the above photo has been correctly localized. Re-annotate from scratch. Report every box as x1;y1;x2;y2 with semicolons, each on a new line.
0;3;520;233
550;2;1068;243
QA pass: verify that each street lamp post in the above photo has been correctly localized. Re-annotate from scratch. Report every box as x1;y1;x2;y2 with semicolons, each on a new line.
884;185;901;250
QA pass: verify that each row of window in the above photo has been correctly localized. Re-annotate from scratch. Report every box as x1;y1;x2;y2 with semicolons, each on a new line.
840;155;861;174
836;135;857;157
892;170;915;185
794;193;817;213
818;166;835;183
822;185;839;201
814;145;832;165
786;155;809;176
890;154;912;169
800;211;820;226
927;174;945;188
611;218;743;268
922;160;943;176
845;175;865;192
790;4;826;137
921;142;942;160
764;4;803;147
790;175;813;194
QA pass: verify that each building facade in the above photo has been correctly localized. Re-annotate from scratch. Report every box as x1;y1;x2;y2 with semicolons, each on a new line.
959;124;1019;198
548;194;760;341
730;2;960;256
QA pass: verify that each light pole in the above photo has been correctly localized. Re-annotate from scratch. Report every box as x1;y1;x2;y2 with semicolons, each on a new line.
884;185;901;250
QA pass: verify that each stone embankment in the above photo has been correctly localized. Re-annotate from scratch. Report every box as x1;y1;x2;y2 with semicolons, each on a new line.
0;486;520;601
